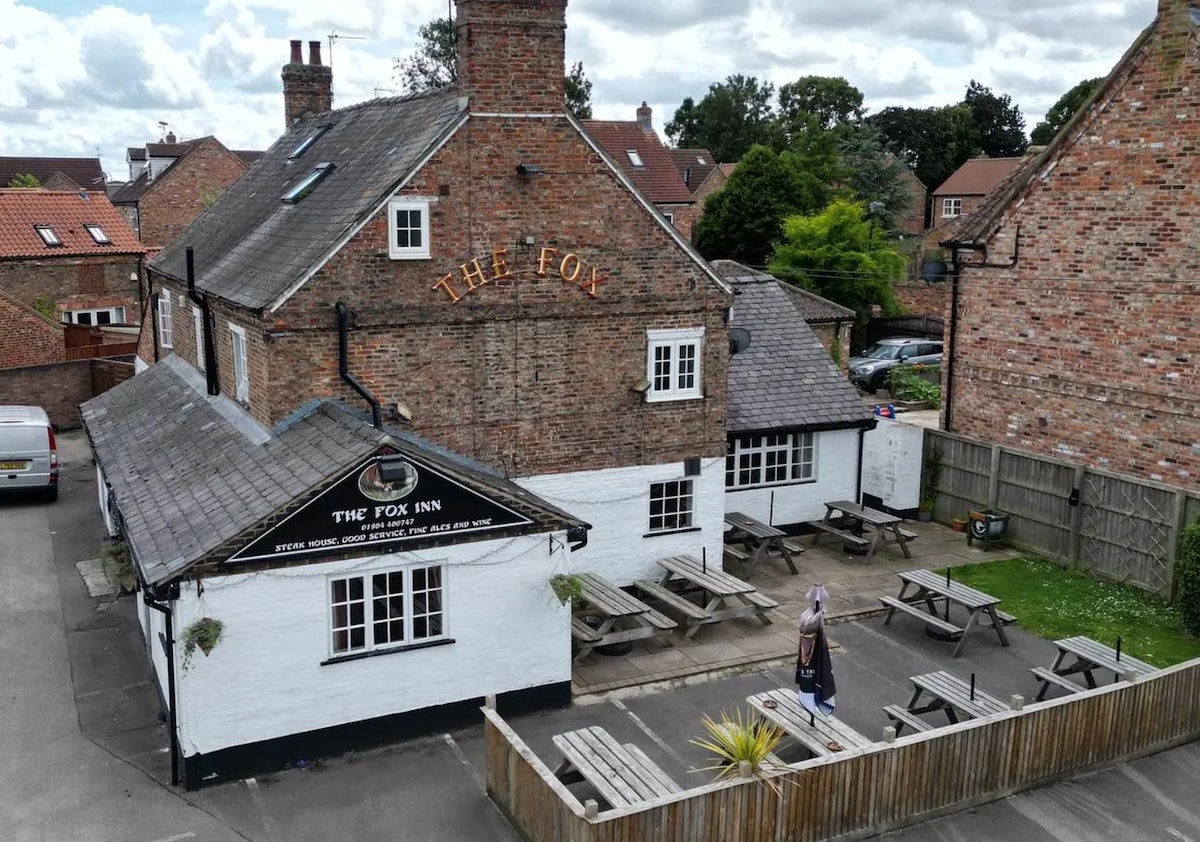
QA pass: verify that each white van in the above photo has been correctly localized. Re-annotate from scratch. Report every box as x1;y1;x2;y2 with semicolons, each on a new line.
0;406;59;501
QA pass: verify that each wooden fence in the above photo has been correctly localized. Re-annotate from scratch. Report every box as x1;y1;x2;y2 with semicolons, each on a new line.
925;429;1200;598
485;658;1200;842
64;341;138;361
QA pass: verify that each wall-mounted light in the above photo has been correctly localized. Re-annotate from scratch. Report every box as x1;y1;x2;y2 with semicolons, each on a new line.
631;377;651;395
393;401;413;423
376;454;408;483
516;163;543;175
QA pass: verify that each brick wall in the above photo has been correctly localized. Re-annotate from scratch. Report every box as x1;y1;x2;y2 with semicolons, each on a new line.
281;42;333;128
456;0;567;114
659;202;698;241
0;293;64;369
138;139;248;248
0;255;141;316
894;280;948;318
0;359;92;428
810;322;853;374
947;7;1200;489
930;193;983;228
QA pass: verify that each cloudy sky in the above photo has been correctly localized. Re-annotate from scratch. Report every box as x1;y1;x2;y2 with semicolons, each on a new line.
1;0;1158;182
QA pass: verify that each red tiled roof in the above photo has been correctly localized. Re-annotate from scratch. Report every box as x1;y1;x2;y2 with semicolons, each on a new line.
0;157;106;191
933;156;1024;197
668;148;718;194
0;189;146;258
581;121;693;204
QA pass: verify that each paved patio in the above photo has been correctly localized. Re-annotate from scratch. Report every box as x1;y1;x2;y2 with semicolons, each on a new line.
572;519;1023;695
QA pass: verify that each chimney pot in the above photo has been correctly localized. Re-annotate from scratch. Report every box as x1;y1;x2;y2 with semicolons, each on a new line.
289;39;303;64
166;131;176;144
309;40;323;65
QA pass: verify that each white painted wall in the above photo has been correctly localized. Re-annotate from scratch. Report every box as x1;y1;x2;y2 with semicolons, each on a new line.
516;459;726;586
96;464;117;537
724;429;862;526
862;417;925;510
173;533;569;757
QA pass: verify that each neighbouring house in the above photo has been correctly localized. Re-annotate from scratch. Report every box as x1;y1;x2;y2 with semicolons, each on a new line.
0;288;65;369
110;134;262;248
894;164;927;237
668;147;728;210
83;0;732;790
0;188;147;326
0;156;107;192
938;0;1200;488
710;260;855;372
582;103;699;238
720;263;875;526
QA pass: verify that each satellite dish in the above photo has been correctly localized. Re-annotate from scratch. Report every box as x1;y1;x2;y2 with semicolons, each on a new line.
729;327;751;355
921;260;948;284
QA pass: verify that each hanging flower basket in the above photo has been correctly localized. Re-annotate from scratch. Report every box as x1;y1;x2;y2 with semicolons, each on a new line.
181;617;224;671
548;574;584;606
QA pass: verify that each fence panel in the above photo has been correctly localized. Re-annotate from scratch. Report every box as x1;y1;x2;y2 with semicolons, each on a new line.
927;432;989;524
995;450;1075;560
1079;471;1177;597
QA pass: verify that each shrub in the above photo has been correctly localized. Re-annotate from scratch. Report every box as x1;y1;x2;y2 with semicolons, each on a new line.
1176;522;1200;635
889;365;941;407
99;540;135;594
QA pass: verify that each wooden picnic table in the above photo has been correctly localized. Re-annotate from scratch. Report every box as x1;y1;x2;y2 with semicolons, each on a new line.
808;500;915;561
1032;636;1157;701
723;511;800;575
747;688;872;758
570;572;676;663
880;568;1014;657
646;554;778;639
904;671;1009;725
552;725;682;810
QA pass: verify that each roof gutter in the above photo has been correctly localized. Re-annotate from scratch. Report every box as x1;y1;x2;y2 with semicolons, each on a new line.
335;302;383;429
185;246;220;396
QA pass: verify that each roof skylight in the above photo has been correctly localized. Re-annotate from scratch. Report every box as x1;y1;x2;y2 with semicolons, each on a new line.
697;156;707;165
34;225;62;247
282;162;335;204
85;224;111;244
626;150;645;168
288;125;331;160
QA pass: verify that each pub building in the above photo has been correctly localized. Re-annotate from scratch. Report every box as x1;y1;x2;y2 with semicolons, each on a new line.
84;0;734;788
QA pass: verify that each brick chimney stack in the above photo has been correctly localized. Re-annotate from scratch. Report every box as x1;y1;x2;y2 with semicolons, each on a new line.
636;101;652;131
282;38;333;128
455;0;568;114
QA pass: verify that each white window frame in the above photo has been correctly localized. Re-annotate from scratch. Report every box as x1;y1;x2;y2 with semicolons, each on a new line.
157;295;173;348
725;432;816;489
63;306;125;326
648;479;694;533
328;564;446;657
626;150;644;167
387;197;431;260
35;225;62;246
229;323;249;403
646;327;704;402
662;211;675;225
942;197;962;218
85;224;111;244
192;306;205;372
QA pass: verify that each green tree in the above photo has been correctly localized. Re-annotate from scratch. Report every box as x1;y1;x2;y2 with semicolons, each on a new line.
963;80;1028;158
665;75;776;162
1031;77;1103;145
778;76;864;135
868;103;976;196
693;145;832;265
768;198;905;321
394;17;594;118
7;173;40;188
837;126;913;231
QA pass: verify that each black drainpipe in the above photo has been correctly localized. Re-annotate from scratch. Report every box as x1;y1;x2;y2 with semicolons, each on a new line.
143;582;180;786
335;302;383;429
944;249;963;432
149;287;161;364
184;246;220;395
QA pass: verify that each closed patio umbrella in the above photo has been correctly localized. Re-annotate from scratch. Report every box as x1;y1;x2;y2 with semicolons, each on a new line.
796;584;836;718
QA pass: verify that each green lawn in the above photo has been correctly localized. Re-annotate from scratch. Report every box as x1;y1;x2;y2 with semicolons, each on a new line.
949;557;1200;667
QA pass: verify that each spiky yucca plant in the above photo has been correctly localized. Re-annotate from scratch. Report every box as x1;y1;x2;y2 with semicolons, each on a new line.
690;708;788;794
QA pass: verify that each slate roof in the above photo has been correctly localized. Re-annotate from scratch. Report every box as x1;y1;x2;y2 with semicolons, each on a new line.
126;148;146;162
932;156;1024;197
668;148;718;194
146;142;197;158
82;356;582;585
580;120;693;205
151;89;465;310
0;156;106;190
724;265;873;433
108;173;151;205
710;260;854;323
0;189;147;258
233;150;264;165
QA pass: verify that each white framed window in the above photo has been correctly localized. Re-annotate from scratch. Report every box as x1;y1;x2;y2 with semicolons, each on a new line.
63;306;125;326
942;197;962;218
85;224;111;244
626;150;644;167
34;225;62;246
229;323;249;403
388;198;430;259
662;211;674;225
329;565;445;656
725;432;816;489
157;295;173;348
648;479;694;533
646;327;703;402
192;306;205;372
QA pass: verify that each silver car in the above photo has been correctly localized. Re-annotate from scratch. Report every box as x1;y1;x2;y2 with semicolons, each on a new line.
0;406;59;501
849;338;942;394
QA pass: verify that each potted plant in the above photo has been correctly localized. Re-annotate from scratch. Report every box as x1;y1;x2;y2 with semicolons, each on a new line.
691;708;789;794
548;573;584;606
918;499;935;523
951;516;968;533
181;617;224;671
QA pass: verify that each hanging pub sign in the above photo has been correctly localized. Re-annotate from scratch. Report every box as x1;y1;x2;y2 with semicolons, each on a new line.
227;450;533;564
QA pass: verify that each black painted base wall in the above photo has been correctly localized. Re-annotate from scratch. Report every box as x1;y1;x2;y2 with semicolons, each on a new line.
181;680;571;790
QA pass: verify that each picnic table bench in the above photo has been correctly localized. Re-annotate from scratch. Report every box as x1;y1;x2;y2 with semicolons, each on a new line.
570;572;677;663
650;554;778;638
904;671;1010;725
808;500;915;561
552;726;682;810
723;511;800;575
880;568;1014;657
1033;636;1157;700
747;688;872;758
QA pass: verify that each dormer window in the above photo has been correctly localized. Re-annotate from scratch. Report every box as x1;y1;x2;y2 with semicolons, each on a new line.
34;226;62;247
626;150;644;168
85;224;111;244
282;162;335;204
289;125;331;160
